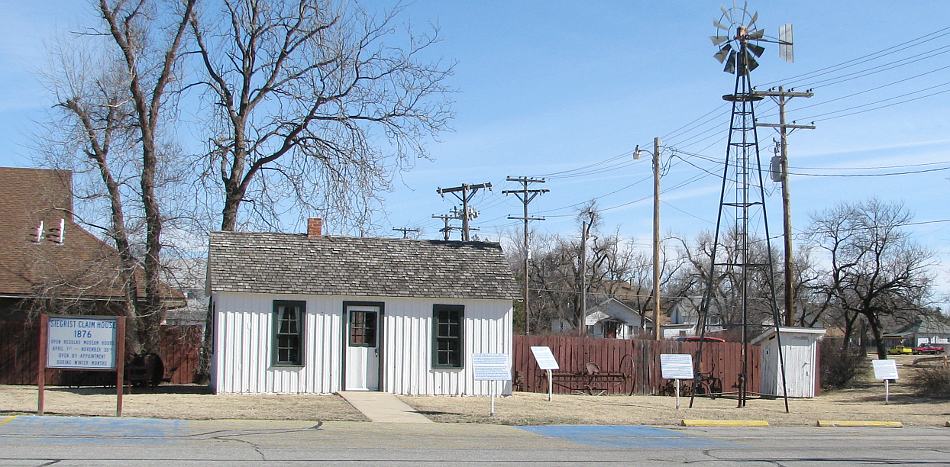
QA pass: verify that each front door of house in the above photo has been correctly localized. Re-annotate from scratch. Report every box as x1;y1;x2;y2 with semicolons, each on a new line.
344;304;380;390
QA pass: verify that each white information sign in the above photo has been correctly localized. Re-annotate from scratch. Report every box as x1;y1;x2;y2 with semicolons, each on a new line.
530;346;560;370
872;359;899;381
472;353;511;381
660;354;694;380
47;317;118;369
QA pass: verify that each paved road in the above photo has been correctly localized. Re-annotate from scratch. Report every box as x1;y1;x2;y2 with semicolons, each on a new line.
0;415;948;465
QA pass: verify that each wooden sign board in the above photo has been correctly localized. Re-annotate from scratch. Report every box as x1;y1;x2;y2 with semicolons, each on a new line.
47;316;118;369
660;354;694;380
872;359;899;381
38;314;126;417
530;346;559;370
473;353;511;381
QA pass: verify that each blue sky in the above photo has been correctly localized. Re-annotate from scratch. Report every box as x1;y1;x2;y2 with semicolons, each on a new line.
2;1;949;302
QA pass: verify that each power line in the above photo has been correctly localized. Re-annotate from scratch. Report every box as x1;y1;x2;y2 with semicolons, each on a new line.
784;64;950;114
797;43;950;90
802;85;950;123
758;25;950;88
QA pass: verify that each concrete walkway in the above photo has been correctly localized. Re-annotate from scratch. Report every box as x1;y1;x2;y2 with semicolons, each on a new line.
338;391;432;423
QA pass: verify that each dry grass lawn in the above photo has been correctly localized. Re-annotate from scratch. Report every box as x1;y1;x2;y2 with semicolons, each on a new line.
0;385;366;421
2;355;946;426
400;354;950;426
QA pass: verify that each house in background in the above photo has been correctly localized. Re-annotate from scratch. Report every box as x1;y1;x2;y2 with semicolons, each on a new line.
206;218;518;396
661;295;724;339
550;297;653;339
0;167;186;384
885;314;950;347
0;167;185;318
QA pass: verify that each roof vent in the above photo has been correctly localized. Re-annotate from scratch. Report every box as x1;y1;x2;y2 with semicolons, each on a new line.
33;221;44;243
46;219;65;244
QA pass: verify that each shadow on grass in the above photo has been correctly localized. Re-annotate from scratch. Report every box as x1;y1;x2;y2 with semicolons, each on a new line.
414;409;464;416
47;384;211;396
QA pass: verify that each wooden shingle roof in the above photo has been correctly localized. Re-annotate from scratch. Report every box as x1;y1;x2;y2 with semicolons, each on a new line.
208;232;519;300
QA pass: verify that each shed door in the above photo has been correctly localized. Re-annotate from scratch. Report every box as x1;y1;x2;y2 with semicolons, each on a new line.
345;305;380;390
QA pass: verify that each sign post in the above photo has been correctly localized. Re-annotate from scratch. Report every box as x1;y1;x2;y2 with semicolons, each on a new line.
473;353;511;416
661;354;694;410
530;346;559;401
872;359;899;405
38;314;125;416
37;314;47;416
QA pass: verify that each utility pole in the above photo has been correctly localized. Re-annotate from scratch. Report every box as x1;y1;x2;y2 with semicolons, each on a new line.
431;206;463;241
392;227;419;239
437;182;492;241
755;86;815;327
504;176;548;336
652;137;663;340
578;210;594;337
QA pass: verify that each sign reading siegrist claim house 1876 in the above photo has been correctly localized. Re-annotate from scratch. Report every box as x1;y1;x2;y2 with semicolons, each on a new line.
46;316;118;369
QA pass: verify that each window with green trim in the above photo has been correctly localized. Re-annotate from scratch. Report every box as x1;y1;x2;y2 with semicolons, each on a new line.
273;300;305;366
432;305;463;368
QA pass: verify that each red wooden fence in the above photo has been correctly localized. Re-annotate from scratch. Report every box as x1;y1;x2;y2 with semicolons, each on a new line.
0;320;202;385
513;335;761;395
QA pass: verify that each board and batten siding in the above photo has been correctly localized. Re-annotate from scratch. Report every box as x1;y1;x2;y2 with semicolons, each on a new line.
757;329;824;398
211;292;512;395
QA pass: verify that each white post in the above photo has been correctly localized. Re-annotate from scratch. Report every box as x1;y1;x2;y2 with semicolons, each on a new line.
490;380;496;416
885;379;889;405
675;379;680;410
547;369;553;401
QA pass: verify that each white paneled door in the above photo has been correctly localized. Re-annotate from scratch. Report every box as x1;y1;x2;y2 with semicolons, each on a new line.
344;304;380;390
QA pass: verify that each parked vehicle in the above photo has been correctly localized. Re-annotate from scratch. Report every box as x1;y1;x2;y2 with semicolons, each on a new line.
912;345;944;355
887;345;913;355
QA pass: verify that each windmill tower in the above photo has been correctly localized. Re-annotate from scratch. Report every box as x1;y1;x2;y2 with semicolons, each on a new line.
691;3;794;412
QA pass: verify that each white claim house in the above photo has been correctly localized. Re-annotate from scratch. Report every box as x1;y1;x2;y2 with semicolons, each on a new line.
206;219;518;396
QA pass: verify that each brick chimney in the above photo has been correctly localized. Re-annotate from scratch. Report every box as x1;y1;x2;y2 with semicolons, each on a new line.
307;218;323;238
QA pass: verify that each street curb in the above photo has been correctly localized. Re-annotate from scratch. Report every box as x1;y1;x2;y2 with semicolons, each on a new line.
817;420;903;428
681;419;769;427
0;416;17;427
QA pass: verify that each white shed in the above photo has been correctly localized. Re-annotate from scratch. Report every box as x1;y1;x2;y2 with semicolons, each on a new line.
751;327;825;398
206;219;518;396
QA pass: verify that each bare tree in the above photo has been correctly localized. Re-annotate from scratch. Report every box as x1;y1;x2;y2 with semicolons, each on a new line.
806;199;934;358
619;237;692;332
38;0;196;354
187;0;453;232
672;229;777;330
41;48;145;350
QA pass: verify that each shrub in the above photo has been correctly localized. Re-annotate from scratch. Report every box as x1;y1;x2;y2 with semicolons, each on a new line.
820;338;867;389
910;367;950;397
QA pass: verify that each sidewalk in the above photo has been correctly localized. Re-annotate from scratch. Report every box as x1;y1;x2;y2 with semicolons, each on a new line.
338;391;432;423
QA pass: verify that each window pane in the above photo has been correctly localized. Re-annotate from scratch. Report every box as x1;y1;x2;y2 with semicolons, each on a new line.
278;307;289;334
274;302;304;365
433;306;463;368
287;309;298;334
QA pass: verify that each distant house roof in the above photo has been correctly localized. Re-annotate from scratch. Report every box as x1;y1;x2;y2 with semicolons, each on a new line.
668;295;722;325
0;167;183;305
893;315;950;337
585;297;652;327
208;232;519;300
